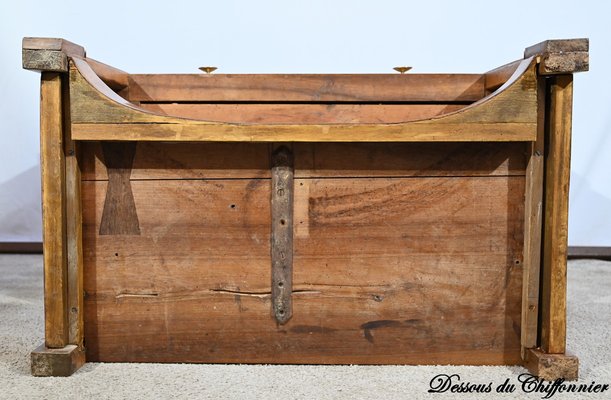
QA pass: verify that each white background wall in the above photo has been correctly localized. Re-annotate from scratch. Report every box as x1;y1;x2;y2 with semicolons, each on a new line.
1;0;609;245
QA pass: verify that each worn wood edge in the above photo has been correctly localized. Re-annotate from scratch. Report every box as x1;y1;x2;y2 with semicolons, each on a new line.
524;348;578;381
31;344;85;377
524;39;589;74
23;49;68;72
23;37;85;72
524;39;588;57
69;56;537;142
538;53;589;75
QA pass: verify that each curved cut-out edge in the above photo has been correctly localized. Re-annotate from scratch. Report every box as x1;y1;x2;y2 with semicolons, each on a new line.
70;56;536;127
455;56;535;116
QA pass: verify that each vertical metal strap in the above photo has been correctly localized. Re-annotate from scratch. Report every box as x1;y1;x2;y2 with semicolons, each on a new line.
271;145;294;324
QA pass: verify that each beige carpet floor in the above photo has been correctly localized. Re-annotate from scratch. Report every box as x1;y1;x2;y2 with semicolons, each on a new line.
1;254;610;399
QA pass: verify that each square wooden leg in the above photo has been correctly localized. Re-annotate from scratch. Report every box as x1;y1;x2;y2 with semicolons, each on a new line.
524;348;579;381
31;344;85;377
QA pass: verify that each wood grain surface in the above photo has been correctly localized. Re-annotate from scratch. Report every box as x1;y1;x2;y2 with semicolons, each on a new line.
40;72;68;348
82;143;525;364
541;75;573;354
127;73;485;103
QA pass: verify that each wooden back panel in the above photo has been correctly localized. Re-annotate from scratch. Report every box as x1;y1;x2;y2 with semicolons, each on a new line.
81;142;526;365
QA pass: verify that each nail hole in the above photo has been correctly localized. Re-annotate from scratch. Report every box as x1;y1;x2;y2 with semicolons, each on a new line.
280;219;286;225
278;282;284;288
71;307;78;313
300;182;304;186
278;309;285;315
230;204;236;209
115;253;119;257
515;260;521;265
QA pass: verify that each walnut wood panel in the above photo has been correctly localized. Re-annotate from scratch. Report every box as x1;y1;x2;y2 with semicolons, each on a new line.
137;103;466;123
127;74;485;103
83;175;524;364
80;142;526;181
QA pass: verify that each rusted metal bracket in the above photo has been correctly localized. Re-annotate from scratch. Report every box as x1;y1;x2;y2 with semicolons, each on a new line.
271;145;294;324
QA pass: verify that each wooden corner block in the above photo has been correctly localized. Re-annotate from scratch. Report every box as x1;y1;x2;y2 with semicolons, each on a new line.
31;344;85;377
524;38;589;75
22;37;86;72
524;348;579;381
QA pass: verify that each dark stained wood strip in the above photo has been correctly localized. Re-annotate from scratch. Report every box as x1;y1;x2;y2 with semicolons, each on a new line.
99;143;140;235
271;146;294;324
127;74;486;103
